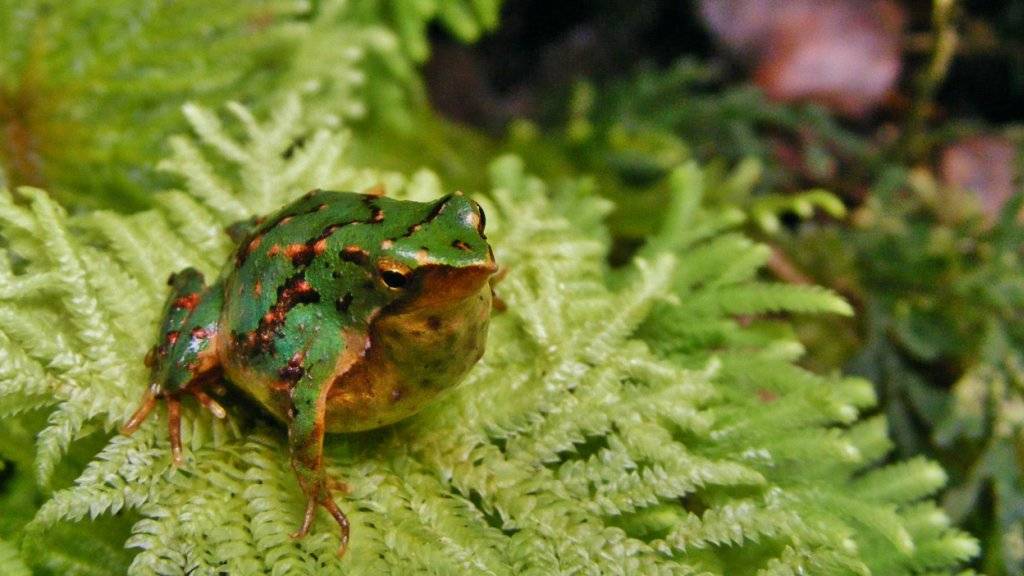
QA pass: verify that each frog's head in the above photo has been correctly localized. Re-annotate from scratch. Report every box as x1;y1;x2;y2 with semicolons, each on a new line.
374;193;496;311
336;194;496;432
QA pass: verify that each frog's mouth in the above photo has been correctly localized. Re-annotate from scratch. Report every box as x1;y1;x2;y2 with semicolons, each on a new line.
397;262;497;311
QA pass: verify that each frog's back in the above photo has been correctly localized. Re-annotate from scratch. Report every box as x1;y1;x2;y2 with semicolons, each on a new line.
215;190;473;420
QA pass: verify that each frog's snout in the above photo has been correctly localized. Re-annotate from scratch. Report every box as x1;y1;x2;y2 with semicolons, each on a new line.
438;193;488;238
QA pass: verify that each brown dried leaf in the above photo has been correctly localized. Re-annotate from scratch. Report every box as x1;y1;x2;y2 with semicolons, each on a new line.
700;0;905;117
940;135;1019;222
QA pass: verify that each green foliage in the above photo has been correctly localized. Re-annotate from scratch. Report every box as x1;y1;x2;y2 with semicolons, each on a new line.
0;0;502;211
554;60;874;197
839;170;1024;576
0;99;977;574
506;66;856;246
529;51;1024;574
349;0;502;62
0;537;30;576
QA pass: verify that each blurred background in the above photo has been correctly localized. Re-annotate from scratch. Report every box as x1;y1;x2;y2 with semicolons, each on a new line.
430;6;1024;572
1;0;1022;573
427;11;1024;574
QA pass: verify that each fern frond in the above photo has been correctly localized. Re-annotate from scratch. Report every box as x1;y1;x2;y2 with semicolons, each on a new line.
371;0;503;62
682;283;854;317
0;538;29;576
1;0;496;208
850;457;948;504
1;100;975;574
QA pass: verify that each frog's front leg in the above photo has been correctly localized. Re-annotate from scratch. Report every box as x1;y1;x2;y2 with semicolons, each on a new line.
123;268;226;465
283;328;366;557
288;376;350;555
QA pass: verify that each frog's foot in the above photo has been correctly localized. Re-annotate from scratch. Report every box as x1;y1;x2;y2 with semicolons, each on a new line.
286;391;351;555
290;476;351;557
122;384;160;435
491;293;507;313
122;268;226;464
328;477;351;494
489;265;509;312
122;378;228;466
284;333;359;556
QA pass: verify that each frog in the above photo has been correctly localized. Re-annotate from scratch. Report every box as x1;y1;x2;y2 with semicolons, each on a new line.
121;189;497;557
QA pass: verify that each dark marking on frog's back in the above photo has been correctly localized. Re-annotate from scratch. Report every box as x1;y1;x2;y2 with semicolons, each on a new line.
340;245;369;266
423;195;451;224
273;222;347;267
242;275;320;354
426;316;442;331
335;292;353;313
261;195;387;265
354;194;385;224
279;350;306;384
285;243;316;267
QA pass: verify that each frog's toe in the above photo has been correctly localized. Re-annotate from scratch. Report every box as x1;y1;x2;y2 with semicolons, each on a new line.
120;383;184;466
290;491;319;540
167;395;184;466
290;481;351;557
321;495;351;557
121;384;160;435
193;388;227;419
328;477;351;495
122;381;231;467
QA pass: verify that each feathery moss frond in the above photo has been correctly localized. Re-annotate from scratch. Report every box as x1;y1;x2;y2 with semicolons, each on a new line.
0;100;976;574
0;538;29;576
0;0;501;209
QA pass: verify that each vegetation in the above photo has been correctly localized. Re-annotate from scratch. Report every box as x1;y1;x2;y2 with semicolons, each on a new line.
1;1;1020;574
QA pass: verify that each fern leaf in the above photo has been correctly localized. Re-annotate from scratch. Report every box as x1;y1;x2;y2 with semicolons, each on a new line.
1;100;975;574
683;283;854;317
0;538;30;576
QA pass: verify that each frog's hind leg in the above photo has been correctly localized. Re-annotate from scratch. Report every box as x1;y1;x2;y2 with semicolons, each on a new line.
122;268;226;465
225;215;265;244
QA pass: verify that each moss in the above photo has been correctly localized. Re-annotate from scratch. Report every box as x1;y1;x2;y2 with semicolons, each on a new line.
0;100;976;574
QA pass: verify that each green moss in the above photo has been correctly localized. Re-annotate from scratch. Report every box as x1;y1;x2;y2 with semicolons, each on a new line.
0;100;976;574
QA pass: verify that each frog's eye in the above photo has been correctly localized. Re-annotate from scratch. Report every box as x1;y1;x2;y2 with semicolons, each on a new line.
382;270;408;289
379;265;411;289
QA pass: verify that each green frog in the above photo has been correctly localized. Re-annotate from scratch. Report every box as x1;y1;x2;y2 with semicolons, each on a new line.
122;190;496;556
